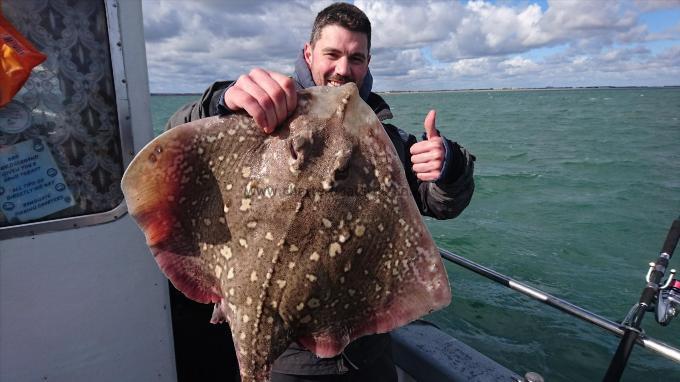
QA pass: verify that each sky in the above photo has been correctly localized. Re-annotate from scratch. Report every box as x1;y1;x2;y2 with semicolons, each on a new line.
142;0;680;93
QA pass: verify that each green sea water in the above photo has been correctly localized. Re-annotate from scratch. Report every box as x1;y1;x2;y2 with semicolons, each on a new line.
151;88;680;381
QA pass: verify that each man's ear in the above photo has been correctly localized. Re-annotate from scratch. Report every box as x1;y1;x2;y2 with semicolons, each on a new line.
304;43;313;66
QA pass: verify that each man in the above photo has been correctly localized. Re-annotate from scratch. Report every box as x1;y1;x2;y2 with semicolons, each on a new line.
166;3;475;381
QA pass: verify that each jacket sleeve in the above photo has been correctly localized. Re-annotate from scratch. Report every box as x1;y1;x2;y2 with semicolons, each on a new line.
163;80;233;131
419;138;475;219
389;124;475;220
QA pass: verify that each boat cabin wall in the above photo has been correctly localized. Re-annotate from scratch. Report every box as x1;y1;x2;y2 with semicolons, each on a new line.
0;1;176;381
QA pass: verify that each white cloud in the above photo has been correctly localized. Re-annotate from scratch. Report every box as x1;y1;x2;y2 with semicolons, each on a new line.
428;1;558;61
355;0;464;49
142;0;327;92
499;56;540;76
634;0;680;12
540;0;636;32
370;48;428;77
142;0;680;92
451;57;493;77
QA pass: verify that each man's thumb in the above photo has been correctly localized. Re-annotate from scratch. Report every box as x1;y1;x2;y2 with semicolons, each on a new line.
424;109;438;139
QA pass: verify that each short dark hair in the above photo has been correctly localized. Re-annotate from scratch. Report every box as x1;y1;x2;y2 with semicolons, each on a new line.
310;2;371;51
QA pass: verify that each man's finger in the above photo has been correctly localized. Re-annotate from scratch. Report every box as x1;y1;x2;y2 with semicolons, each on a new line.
237;74;279;132
411;150;443;165
249;69;289;128
416;171;440;182
413;161;442;174
228;87;268;132
424;109;438;139
268;71;298;117
409;138;444;156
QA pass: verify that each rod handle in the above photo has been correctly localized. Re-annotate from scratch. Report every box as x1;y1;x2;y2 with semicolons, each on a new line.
661;217;680;258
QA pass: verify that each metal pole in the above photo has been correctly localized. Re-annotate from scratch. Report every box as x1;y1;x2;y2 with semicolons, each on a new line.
438;242;680;365
439;248;626;335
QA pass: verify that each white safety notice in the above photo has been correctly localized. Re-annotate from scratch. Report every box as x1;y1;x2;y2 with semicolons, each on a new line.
0;138;75;223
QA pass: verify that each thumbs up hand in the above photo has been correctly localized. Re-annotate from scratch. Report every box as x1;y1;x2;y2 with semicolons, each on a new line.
409;110;445;182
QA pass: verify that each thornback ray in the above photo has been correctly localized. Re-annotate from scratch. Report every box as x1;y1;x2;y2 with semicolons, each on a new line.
121;83;451;381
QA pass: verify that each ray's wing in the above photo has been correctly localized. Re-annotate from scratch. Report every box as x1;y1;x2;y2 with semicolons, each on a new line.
121;115;260;304
122;113;301;381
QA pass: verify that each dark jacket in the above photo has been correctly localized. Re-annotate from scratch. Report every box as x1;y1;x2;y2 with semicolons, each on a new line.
164;78;475;375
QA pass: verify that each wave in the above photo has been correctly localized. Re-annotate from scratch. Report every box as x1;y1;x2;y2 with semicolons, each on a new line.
505;152;528;160
476;172;541;180
558;158;636;166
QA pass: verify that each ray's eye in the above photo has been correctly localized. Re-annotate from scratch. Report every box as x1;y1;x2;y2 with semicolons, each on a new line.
335;160;350;180
288;135;307;167
333;149;352;181
289;131;314;165
289;140;298;161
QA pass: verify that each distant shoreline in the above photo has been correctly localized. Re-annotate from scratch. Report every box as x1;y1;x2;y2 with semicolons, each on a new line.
379;85;680;95
150;85;680;96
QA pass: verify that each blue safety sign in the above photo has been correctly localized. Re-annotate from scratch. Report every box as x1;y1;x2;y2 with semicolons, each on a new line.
0;138;75;223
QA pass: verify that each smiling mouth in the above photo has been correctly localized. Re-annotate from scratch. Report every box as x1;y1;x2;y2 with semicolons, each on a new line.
326;76;352;87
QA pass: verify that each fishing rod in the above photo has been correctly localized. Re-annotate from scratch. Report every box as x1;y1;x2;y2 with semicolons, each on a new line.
439;248;628;336
603;216;680;381
437;218;680;375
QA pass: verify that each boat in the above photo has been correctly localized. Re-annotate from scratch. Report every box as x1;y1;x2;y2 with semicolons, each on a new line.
1;1;678;381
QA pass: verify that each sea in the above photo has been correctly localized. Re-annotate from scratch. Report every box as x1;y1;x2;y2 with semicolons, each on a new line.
151;87;680;382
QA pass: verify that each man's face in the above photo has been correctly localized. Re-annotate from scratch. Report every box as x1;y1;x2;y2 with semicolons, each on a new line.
304;25;370;90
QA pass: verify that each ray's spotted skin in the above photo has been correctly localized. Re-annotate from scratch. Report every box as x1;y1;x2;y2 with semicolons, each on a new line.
121;84;451;382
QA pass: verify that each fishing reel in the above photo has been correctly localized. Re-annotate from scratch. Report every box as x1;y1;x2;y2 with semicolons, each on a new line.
653;266;680;326
604;217;679;382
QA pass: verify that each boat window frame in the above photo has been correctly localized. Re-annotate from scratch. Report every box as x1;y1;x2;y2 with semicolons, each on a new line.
0;0;133;240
